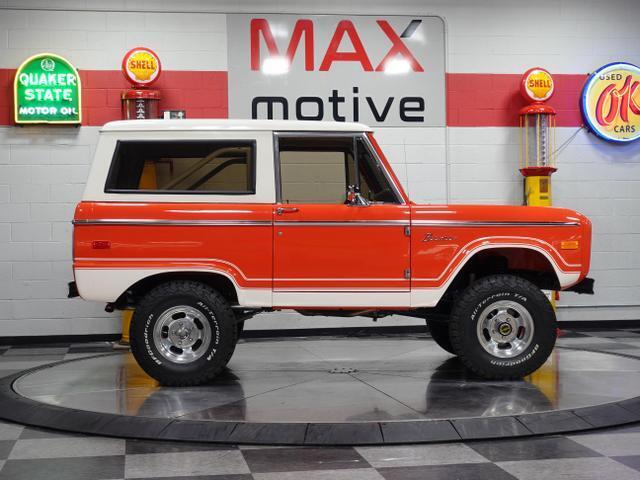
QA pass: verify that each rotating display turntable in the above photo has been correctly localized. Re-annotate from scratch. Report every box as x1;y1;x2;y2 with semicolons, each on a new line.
0;337;639;445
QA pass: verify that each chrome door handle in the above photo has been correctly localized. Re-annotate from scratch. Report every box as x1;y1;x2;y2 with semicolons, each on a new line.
276;207;299;215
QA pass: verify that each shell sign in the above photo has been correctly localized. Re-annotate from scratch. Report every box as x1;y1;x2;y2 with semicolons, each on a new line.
582;62;640;143
122;47;161;87
521;67;554;102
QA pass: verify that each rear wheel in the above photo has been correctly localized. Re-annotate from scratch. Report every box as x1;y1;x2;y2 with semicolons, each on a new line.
427;320;456;355
130;280;237;386
449;274;556;380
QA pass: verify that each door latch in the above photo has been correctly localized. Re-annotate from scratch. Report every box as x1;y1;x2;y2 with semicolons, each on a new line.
404;268;411;280
276;207;299;215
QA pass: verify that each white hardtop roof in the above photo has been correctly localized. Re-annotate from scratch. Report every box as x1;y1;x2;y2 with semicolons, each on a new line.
101;119;373;133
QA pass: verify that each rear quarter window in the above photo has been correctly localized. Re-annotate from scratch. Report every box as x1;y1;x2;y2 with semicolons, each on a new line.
105;140;256;194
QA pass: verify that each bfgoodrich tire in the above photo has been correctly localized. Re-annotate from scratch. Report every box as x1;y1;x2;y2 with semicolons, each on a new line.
449;275;556;380
427;320;456;355
130;281;237;386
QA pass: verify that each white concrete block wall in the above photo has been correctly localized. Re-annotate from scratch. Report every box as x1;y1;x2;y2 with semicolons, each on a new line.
0;10;228;70
0;126;118;335
0;0;639;336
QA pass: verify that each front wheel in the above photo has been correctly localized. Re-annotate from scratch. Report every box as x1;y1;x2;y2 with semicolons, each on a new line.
130;281;237;386
449;275;556;380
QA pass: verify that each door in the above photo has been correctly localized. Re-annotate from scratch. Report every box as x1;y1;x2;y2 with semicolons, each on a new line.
273;133;411;308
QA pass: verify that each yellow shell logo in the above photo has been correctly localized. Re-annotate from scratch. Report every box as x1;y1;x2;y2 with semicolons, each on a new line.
123;48;161;86
525;70;554;101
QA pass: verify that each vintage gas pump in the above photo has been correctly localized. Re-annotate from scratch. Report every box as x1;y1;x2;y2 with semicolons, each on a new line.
117;47;162;347
520;103;557;205
519;67;557;206
121;47;162;120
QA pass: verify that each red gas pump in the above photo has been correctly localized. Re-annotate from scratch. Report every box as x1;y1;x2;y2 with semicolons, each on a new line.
519;67;557;206
121;47;161;120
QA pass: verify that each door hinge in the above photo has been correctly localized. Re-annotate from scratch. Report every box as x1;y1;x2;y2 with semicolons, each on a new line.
404;225;411;236
404;268;411;280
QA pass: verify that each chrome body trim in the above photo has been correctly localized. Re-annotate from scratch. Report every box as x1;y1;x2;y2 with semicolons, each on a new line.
410;220;580;227
73;219;574;228
73;219;272;226
74;219;410;227
275;220;408;227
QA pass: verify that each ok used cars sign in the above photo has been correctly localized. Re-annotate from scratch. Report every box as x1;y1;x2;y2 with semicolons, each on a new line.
227;15;445;127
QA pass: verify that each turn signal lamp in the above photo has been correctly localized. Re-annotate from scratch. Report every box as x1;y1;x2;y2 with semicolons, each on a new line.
560;240;579;250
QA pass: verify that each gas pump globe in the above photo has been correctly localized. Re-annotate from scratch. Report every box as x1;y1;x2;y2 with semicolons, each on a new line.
520;103;556;205
519;67;556;207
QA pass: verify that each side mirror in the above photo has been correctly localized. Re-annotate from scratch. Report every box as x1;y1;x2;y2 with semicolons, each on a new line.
346;185;369;207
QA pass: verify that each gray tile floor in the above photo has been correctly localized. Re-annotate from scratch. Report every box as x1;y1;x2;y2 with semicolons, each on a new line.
0;328;638;479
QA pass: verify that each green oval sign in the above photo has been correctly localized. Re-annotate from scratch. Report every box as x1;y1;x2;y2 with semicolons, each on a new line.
14;53;82;124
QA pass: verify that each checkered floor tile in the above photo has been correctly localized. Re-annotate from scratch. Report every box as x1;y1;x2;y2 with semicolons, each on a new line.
0;329;637;479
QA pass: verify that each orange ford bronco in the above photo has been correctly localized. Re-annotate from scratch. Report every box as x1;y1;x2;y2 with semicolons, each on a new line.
69;119;593;385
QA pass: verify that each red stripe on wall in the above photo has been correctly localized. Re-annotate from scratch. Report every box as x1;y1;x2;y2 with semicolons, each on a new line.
0;69;228;126
0;69;12;125
446;73;588;127
0;70;588;127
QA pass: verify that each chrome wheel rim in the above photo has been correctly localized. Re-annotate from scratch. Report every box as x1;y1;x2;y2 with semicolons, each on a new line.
152;305;212;364
476;300;534;359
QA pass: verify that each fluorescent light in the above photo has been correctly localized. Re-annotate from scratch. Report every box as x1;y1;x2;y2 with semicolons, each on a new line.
383;58;411;75
262;56;290;75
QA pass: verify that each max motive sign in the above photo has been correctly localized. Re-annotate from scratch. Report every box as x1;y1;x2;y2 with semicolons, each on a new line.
227;15;446;127
14;53;81;124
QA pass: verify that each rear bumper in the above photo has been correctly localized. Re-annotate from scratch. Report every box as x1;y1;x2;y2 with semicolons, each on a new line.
564;277;595;294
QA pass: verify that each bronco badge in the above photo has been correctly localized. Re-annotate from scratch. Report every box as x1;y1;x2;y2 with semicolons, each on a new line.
422;232;455;242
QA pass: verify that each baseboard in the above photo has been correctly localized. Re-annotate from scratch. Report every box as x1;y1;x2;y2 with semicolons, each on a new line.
0;320;638;346
558;320;640;329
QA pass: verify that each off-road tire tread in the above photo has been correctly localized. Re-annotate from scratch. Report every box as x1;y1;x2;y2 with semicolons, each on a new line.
130;280;237;387
448;274;556;380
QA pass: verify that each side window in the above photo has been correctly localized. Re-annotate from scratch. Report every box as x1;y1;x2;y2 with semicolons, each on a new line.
278;135;399;204
105;140;255;194
278;136;351;204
